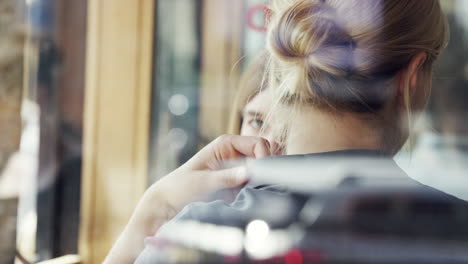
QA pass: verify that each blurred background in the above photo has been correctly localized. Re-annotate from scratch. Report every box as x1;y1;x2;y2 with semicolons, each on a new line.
0;0;467;263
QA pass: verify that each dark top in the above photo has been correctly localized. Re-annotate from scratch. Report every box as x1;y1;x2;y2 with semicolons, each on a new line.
135;150;468;263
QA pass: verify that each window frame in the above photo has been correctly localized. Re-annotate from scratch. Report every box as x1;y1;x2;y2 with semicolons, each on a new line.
78;0;154;263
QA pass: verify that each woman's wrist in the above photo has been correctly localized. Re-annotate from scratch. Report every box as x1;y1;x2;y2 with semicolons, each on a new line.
131;183;179;236
103;184;179;264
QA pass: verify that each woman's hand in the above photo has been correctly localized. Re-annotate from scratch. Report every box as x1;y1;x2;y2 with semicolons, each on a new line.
153;135;275;212
104;135;276;264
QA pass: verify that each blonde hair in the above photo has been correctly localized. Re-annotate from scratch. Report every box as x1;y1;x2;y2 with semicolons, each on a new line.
228;52;269;134
265;0;449;146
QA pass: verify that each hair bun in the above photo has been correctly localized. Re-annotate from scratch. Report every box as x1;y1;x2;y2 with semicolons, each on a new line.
268;0;357;77
266;0;448;114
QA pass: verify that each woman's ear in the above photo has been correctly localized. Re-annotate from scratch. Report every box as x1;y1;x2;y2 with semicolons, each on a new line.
408;52;427;92
396;52;428;108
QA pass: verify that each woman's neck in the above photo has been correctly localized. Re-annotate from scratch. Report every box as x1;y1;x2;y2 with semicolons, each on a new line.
286;107;386;155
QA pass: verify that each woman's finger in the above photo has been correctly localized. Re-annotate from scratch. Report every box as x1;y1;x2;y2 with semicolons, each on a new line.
208;166;249;189
212;135;271;157
269;141;285;156
252;137;271;158
186;135;272;170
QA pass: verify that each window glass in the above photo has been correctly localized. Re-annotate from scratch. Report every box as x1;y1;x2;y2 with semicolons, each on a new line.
2;0;468;263
395;0;468;200
150;0;468;199
145;0;468;263
0;0;86;262
150;0;269;182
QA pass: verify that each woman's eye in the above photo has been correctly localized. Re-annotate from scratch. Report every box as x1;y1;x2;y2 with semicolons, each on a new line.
248;119;264;129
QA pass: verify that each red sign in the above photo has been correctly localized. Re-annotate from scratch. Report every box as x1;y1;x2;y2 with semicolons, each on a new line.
246;4;270;32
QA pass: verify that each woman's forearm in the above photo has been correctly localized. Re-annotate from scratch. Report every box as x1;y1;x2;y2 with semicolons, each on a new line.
103;186;177;264
103;136;272;263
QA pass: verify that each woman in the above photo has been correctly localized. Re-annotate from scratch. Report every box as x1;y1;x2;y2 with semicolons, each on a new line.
105;0;454;263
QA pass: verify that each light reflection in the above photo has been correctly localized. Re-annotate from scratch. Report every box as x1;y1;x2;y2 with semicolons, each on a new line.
157;220;244;256
245;219;271;259
244;219;295;260
168;94;189;116
246;219;269;241
168;128;188;150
